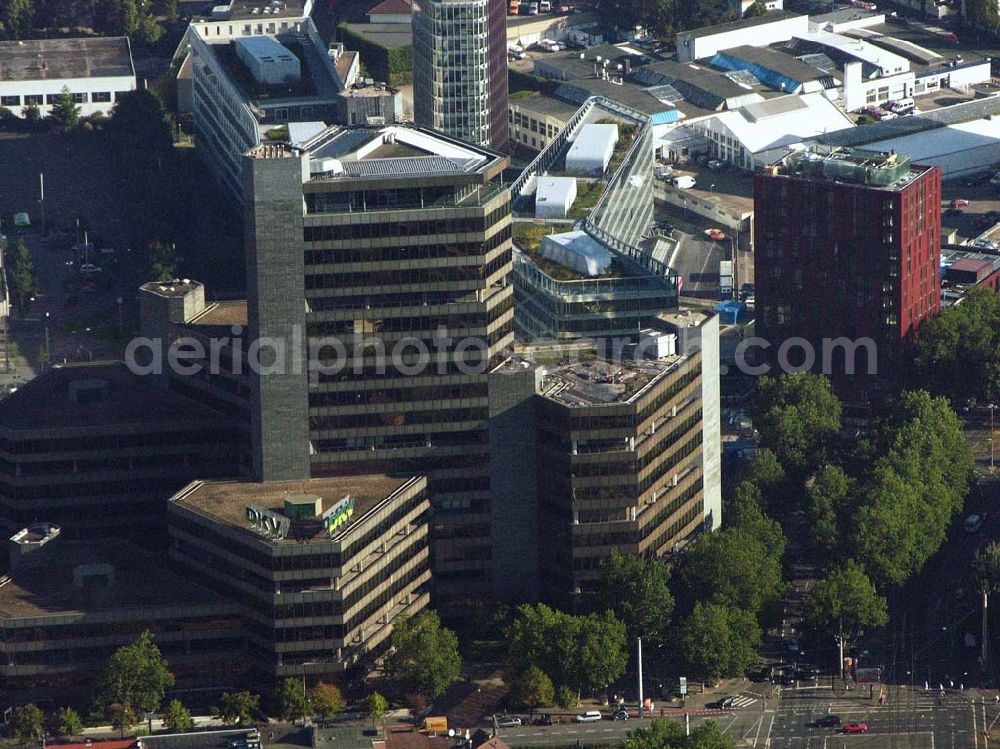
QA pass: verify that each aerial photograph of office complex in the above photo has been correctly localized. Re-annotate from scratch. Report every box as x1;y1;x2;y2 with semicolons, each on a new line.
3;0;1000;746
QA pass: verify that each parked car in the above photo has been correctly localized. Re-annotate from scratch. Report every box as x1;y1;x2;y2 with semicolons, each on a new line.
951;198;970;208
785;638;800;658
707;158;724;169
535;714;553;726
842;723;869;734
809;715;842;728
528;1;539;13
612;708;629;721
575;711;602;723
965;514;984;533
78;263;103;275
973;239;998;250
496;716;522;728
673;175;696;189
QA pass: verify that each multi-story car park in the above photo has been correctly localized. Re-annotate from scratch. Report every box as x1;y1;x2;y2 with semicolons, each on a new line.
167;474;430;679
0;37;136;119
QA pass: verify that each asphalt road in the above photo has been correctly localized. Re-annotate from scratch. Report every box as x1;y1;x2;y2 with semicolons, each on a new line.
498;687;1000;748
652;205;725;301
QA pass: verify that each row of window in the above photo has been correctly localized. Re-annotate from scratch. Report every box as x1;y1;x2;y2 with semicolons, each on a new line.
0;90;127;108
304;224;511;266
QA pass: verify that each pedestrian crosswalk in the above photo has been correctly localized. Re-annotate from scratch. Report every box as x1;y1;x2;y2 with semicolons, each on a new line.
727;695;758;709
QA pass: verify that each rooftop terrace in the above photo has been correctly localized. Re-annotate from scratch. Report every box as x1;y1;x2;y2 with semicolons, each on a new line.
771;146;932;188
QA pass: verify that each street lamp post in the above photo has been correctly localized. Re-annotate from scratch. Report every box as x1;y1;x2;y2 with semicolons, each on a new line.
44;312;50;369
990;404;997;470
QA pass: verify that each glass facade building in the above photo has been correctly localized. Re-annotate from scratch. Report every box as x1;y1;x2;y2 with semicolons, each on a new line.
412;0;508;150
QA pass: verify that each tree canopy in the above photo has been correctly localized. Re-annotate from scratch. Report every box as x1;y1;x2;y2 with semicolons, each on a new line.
5;237;35;316
618;718;736;749
752;374;842;480
507;604;629;694
56;707;84;739
384;610;462;700
310;683;345;720
216;691;260;725
276;677;309;722
676;526;784;622
596;549;674;646
508;665;555;710
804;560;887;648
806;464;856;566
976;541;1000;595
914;286;1000;406
13;704;45;744
48;86;80;128
163;700;193;732
677;602;760;683
363;692;388;727
93;630;175;717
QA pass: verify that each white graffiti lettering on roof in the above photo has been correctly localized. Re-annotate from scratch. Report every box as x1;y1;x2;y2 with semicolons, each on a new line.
246;504;291;539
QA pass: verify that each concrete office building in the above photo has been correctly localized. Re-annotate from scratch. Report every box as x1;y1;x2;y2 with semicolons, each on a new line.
0;524;244;690
242;125;513;604
0;363;244;540
754;147;941;404
168;475;430;678
0;37;136;119
488;310;722;607
412;0;509;150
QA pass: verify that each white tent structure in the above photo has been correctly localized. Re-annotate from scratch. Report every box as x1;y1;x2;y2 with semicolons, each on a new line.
539;230;613;276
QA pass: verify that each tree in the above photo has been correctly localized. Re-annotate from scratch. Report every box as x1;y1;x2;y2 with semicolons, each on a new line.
163;699;193;732
966;0;1000;33
806;464;856;565
276;677;309;723
6;237;35;315
854;391;973;586
573;611;629;693
384;611;461;700
554;685;576;710
146;240;179;282
310;683;345;721
21;102;40;125
743;0;767;17
728;482;786;560
108;703;137;738
216;691;260;725
618;718;735;749
94;631;175;717
677;602;760;684
976;541;1000;596
362;692;388;728
687;721;738;749
56;707;84;739
676;527;784;621
914;286;1000;406
507;604;629;694
48;86;80;128
752;373;842;480
804;561;887;669
596;549;674;646
13;704;45;744
508;666;554;710
1;0;35;40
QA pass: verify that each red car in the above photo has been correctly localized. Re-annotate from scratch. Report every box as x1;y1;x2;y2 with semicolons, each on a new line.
842;723;869;734
951;198;970;208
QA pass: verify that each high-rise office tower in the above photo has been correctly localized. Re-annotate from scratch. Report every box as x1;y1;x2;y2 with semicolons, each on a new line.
242;125;513;603
754;147;941;404
412;0;509;150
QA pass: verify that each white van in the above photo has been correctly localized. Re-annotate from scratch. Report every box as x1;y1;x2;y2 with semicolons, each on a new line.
673;175;696;190
539;0;551;10
576;711;602;723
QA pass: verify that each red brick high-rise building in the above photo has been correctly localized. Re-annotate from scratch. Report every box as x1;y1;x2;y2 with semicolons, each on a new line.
753;147;941;404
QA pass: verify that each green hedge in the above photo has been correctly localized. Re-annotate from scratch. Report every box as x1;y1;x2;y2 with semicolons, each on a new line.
509;69;559;95
337;23;412;87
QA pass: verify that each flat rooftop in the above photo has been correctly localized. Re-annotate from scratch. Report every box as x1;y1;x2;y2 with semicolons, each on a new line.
141;279;202;298
0;37;134;83
0;540;226;619
172;475;419;544
187;300;249;327
510;93;581;120
338;22;412;50
771;146;934;190
210;37;335;103
0;362;226;431
539;355;685;407
195;0;310;21
300;124;506;181
680;10;802;40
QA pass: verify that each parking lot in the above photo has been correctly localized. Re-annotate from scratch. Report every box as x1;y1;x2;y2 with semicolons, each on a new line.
941;175;1000;243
